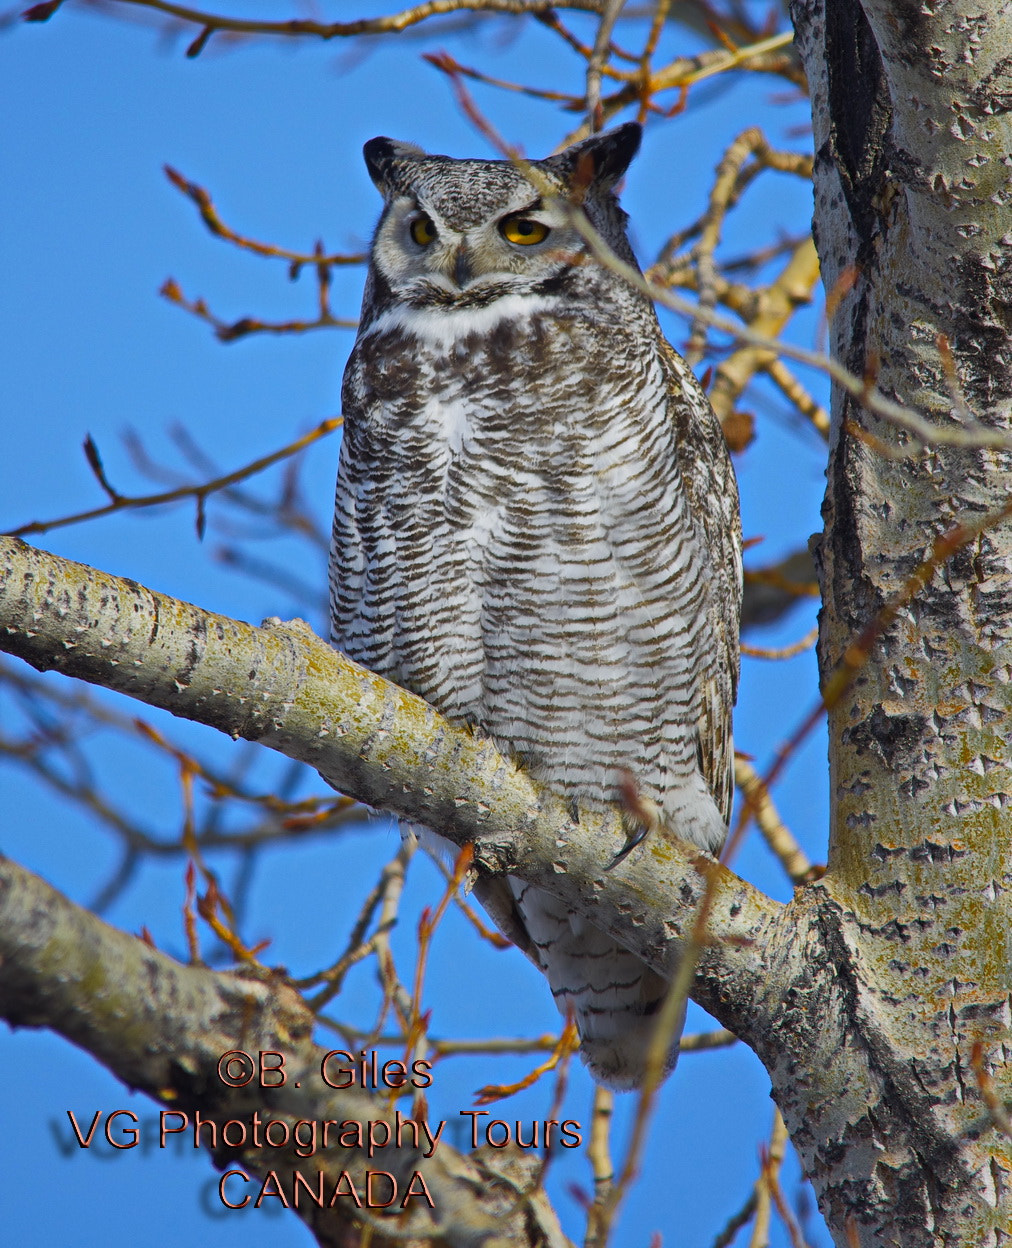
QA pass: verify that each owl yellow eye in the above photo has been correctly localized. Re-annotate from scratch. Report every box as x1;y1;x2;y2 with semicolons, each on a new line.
500;216;550;246
410;215;437;246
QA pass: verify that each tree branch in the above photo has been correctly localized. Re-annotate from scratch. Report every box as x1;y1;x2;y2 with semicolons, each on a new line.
0;535;780;1042
39;0;604;47
0;852;570;1248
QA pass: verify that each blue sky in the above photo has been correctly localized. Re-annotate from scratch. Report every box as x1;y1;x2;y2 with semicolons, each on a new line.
2;5;830;1245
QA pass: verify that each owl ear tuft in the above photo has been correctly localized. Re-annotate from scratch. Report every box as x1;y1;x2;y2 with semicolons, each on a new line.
363;137;428;196
546;123;642;196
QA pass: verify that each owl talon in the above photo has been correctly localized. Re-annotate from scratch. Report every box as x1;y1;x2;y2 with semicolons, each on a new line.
606;823;649;870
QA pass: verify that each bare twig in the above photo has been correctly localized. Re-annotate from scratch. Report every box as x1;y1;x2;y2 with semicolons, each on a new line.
585;1087;615;1248
424;50;584;107
765;357;830;438
572;206;1012;450
8;418;341;539
740;625;819;661
585;0;626;130
750;1109;791;1248
164;165;365;267
735;759;815;886
40;0;607;51
726;491;1012;862
589;862;724;1247
474;1018;579;1105
302;839;415;1009
559;29;801;145
712;1190;758;1248
971;1041;1012;1138
161;277;357;340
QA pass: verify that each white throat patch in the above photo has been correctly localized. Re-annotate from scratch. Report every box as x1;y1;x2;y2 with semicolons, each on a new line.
362;293;558;351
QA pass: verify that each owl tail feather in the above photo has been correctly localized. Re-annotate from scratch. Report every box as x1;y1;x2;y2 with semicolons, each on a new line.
507;878;683;1091
413;826;687;1088
569;968;684;1091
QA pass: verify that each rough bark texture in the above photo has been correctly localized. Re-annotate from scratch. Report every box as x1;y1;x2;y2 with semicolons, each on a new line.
0;536;777;1034
0;534;797;1246
0;852;571;1248
4;6;1012;1241
3;477;1010;1243
791;0;1012;1241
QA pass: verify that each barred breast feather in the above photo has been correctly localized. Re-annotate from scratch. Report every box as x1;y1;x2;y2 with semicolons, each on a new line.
329;125;741;1088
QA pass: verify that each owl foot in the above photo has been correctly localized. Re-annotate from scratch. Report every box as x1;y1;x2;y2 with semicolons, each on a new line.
607;823;649;870
607;771;662;869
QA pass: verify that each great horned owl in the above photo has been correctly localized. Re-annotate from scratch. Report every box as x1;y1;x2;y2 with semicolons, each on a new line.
329;123;742;1089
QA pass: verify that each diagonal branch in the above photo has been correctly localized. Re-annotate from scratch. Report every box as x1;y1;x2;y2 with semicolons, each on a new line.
0;535;780;1042
0;852;570;1248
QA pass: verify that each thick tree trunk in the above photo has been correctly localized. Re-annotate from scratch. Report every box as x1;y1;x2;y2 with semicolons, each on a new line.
789;0;1012;1241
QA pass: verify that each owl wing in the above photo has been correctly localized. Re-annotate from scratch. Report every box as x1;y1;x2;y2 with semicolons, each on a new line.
659;338;742;827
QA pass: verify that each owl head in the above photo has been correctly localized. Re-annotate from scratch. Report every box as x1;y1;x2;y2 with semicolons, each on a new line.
360;123;643;313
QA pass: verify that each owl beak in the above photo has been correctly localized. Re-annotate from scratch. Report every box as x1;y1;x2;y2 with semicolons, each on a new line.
452;243;472;288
